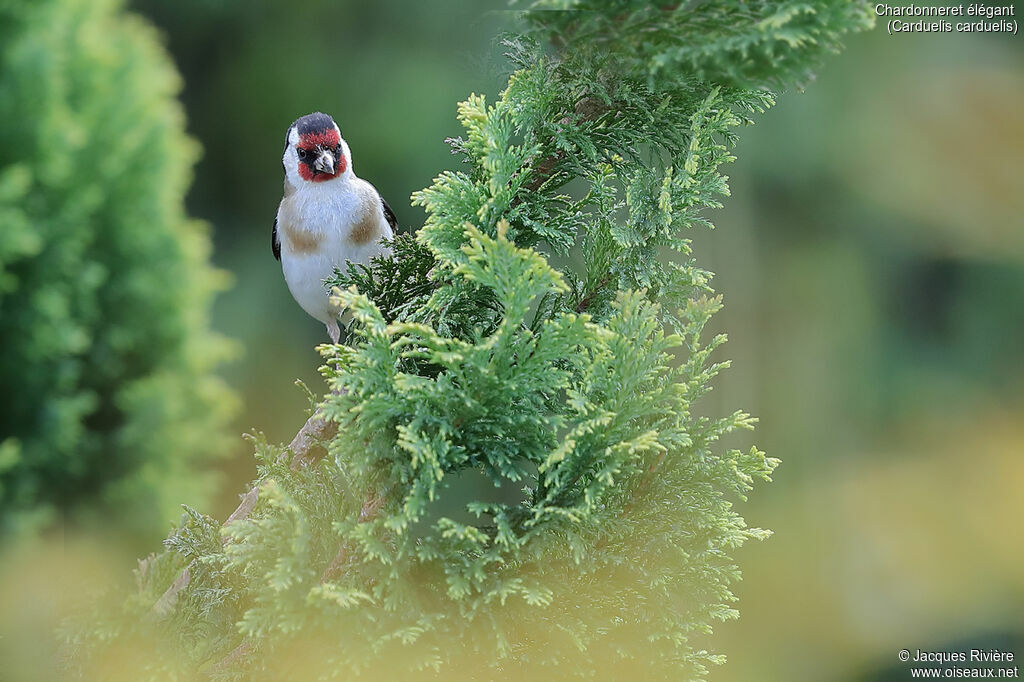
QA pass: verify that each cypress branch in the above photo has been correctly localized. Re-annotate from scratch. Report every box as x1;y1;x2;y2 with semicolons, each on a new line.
149;411;338;620
67;3;873;680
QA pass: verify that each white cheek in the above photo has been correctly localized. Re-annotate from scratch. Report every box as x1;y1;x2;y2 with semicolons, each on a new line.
340;140;353;175
282;154;304;185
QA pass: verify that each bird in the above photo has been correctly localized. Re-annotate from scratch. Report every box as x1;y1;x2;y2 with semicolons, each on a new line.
272;112;396;343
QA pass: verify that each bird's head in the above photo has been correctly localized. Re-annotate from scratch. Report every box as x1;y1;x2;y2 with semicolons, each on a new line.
282;112;350;185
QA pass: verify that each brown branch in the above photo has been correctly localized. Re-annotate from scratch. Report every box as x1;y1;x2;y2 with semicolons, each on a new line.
593;450;669;554
208;479;385;676
575;273;614;314
625;449;668;514
205;639;256;677
520;95;610;195
147;409;338;620
148;565;191;620
285;409;339;471
320;491;386;583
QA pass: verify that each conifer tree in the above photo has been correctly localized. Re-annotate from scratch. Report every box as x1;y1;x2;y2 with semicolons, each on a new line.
68;2;872;679
0;0;234;540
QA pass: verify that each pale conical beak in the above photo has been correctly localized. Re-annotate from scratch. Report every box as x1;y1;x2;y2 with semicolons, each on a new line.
314;149;336;175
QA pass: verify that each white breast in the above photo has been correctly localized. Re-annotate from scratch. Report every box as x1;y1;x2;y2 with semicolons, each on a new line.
277;177;393;326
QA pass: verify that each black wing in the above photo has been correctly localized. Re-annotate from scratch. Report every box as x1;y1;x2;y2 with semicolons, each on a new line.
274;124;293;261
381;196;398;233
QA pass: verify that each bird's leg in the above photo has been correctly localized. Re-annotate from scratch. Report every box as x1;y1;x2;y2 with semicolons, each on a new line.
326;320;341;344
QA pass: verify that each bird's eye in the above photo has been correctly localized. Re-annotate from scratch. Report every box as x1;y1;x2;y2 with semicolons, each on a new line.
297;148;308;160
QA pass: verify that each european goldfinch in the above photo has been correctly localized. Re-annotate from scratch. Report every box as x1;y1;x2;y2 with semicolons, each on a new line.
273;112;396;343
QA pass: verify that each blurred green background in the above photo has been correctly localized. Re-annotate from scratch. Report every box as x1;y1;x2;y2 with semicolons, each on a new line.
696;23;1024;682
1;1;1021;680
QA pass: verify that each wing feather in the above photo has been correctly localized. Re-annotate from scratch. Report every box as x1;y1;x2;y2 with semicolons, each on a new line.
380;196;398;233
272;216;281;260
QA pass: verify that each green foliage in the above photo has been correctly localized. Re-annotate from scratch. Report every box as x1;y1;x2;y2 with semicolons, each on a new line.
68;2;871;679
0;0;235;539
521;0;875;89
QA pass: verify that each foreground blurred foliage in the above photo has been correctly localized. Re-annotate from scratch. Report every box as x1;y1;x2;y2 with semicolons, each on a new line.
0;0;236;540
63;2;871;680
